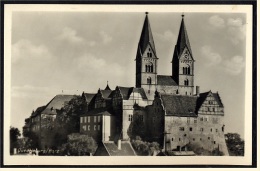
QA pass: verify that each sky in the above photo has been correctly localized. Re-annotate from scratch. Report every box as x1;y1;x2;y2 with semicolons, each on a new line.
10;11;246;138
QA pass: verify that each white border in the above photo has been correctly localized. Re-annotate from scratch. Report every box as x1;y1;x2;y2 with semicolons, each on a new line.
3;4;253;166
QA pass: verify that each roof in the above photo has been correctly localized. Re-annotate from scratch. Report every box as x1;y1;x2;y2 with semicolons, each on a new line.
196;91;224;112
102;141;136;156
31;106;46;117
82;93;96;103
138;13;156;56
81;107;113;117
157;75;178;86
175;15;193;57
104;83;111;90
100;90;113;99
161;95;198;117
117;86;147;100
41;94;76;114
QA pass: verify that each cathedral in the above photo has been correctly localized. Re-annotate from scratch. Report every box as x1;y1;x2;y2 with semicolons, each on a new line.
24;12;229;155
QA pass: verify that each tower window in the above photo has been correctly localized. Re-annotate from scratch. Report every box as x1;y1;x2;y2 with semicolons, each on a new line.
184;79;189;86
147;77;151;84
183;66;191;75
145;63;153;72
128;114;133;122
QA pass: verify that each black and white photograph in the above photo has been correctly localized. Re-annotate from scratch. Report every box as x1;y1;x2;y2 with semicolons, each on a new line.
1;2;256;167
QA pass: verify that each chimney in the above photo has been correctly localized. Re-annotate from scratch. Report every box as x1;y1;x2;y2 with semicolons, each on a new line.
196;86;200;96
117;139;121;150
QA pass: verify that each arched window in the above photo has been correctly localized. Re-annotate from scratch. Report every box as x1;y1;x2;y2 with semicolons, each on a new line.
147;77;151;84
145;63;153;73
151;65;153;72
183;65;191;75
184;79;189;86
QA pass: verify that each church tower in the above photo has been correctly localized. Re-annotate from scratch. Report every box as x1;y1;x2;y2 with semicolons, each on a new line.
172;15;194;95
136;12;158;96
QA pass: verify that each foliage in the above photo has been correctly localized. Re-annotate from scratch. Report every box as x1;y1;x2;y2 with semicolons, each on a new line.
186;143;224;156
10;127;21;154
225;133;244;156
58;133;98;156
23;131;40;149
131;136;160;156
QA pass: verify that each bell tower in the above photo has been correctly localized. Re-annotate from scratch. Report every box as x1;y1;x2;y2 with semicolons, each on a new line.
136;12;158;96
172;14;195;95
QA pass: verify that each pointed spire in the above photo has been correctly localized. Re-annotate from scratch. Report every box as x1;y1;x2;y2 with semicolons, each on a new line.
175;14;192;57
104;81;111;90
138;12;156;56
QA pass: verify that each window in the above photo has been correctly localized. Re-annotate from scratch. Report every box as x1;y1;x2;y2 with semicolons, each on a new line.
212;108;215;112
184;79;189;86
216;129;218;132
190;127;193;131
194;118;197;123
98;125;100;130
183;66;191;75
187;117;190;123
88;116;90;123
204;117;208;122
211;128;213;132
83;125;86;131
84;117;87;123
214;141;216;144
193;138;195;141
200;117;203;121
80;117;83;123
200;138;202;141
179;127;185;131
98;116;101;122
94;116;96;123
208;137;210;140
88;125;90;131
145;64;153;72
172;138;174;141
128;115;133;122
208;107;210;112
200;128;204;132
179;138;181;141
147;77;151;84
94;125;96;131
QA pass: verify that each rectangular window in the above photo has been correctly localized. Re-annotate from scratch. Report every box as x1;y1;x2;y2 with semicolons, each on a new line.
208;137;210;140
98;125;100;130
200;128;204;132
179;127;185;131
98;116;101;122
88;125;90;131
88;116;90;123
200;117;203;121
83;125;86;131
187;117;190;124
216;129;218;132
80;117;83;123
190;127;193;131
94;116;96;123
84;117;87;123
204;117;207;122
179;138;181;141
211;128;213;132
212;108;215;112
194;118;197;123
94;125;96;131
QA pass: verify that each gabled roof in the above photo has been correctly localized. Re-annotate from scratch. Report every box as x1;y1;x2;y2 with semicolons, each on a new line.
137;12;156;56
100;90;113;99
98;141;136;156
161;95;198;117
175;15;193;58
117;86;147;100
41;94;76;115
196;91;224;112
82;92;96;103
157;75;178;86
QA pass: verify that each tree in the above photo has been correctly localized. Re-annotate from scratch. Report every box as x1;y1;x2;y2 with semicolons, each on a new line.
58;133;98;156
54;96;88;148
225;133;244;156
10;127;21;154
131;136;160;156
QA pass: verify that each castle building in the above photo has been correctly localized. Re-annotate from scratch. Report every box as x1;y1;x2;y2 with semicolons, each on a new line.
23;12;228;155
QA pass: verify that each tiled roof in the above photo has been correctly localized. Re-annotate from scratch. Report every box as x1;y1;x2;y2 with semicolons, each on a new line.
81;107;113;117
102;141;136;156
41;94;76;114
161;95;198;117
196;91;224;112
138;13;156;56
175;16;193;57
132;87;148;100
157;75;178;86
